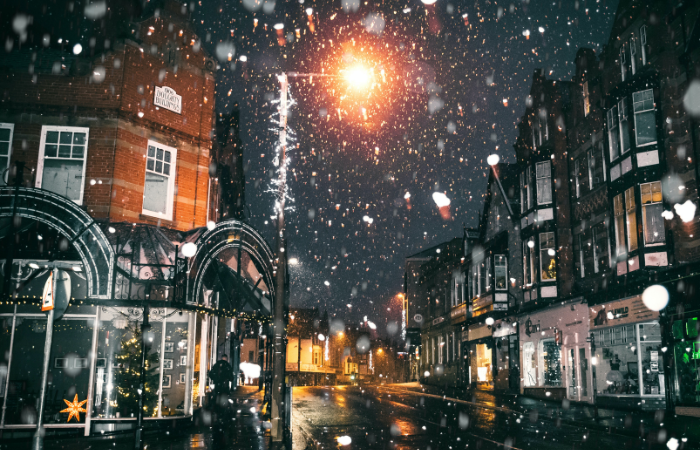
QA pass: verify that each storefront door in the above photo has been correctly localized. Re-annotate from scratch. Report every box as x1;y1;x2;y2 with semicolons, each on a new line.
566;345;591;402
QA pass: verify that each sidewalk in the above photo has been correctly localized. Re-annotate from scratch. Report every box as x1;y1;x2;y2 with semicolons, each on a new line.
388;382;699;445
0;387;270;450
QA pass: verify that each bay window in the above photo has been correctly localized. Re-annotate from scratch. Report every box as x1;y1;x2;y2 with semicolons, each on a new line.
0;123;13;185
536;161;552;204
620;45;627;81
619;98;630;154
633;89;657;146
540;232;556;281
471;264;480;298
641;181;665;245
494;255;507;290
640;25;647;65
520;166;533;212
625;187;638;252
614;193;626;256
143;141;177;221
587;144;605;189
36;126;89;204
574;159;581;198
523;240;537;287
607;106;620;161
593;222;611;271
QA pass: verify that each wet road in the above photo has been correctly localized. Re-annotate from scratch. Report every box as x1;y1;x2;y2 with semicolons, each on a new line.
292;384;672;450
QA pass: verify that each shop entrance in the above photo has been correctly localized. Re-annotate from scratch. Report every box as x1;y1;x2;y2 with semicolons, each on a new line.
565;345;590;403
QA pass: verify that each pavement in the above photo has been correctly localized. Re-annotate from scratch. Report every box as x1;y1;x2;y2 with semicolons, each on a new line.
0;386;272;450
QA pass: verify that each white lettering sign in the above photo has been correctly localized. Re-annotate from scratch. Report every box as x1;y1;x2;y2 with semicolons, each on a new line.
154;86;182;114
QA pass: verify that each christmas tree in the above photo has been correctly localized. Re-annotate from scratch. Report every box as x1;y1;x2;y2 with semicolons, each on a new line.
114;323;160;417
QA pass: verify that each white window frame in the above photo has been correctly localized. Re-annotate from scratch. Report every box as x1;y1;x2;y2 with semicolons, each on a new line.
142;140;178;221
625;187;638;252
640;181;665;246
614;193;626;257
630;37;637;75
523;241;530;287
36;125;90;205
640;25;647;65
494;254;508;290
620;45;627;81
619;98;631;155
540;231;556;282
578;234;585;278
600;142;607;182
536;161;552;205
0;123;14;185
607;106;619;161
582;81;590;117
574;158;581;199
632;89;658;148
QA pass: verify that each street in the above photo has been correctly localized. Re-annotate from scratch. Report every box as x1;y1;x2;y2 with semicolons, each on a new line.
293;384;674;450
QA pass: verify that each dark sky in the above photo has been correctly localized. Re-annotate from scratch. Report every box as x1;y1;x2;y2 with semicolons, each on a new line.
196;0;619;334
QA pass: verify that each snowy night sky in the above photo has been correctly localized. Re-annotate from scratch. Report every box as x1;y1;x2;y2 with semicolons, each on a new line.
194;0;619;332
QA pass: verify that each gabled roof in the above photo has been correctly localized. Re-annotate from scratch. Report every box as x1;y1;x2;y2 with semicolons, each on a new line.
480;163;520;236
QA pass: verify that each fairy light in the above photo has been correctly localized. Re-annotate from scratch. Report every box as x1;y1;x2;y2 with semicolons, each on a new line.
267;78;298;219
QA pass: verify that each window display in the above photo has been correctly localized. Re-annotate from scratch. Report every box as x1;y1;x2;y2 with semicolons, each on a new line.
672;317;700;405
471;341;494;390
594;322;664;397
539;339;562;386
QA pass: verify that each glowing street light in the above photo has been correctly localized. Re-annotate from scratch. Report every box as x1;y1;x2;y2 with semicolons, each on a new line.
487;154;500;166
343;64;373;90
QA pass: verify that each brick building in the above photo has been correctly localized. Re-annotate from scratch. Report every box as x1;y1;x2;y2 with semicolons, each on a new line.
0;0;215;230
0;0;278;436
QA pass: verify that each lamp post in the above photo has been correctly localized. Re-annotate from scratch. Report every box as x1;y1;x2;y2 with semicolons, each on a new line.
270;66;374;442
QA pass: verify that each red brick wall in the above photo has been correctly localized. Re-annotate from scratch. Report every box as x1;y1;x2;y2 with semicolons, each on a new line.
1;32;215;231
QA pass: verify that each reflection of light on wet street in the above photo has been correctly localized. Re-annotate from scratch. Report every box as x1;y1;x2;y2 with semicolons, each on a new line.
188;433;206;447
392;418;423;436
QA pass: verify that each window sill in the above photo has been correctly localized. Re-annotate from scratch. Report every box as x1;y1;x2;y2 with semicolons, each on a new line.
139;213;176;228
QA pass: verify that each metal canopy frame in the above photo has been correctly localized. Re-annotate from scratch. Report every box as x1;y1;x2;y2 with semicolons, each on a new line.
0;186;114;299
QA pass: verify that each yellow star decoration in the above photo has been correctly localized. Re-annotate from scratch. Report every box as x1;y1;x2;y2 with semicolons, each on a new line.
60;394;88;422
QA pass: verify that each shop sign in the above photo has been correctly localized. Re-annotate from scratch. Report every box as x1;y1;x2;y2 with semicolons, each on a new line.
472;294;493;317
493;303;507;311
524;318;540;336
469;324;491;341
450;303;467;323
154;86;182;114
589;295;658;329
461;329;469;341
432;316;446;326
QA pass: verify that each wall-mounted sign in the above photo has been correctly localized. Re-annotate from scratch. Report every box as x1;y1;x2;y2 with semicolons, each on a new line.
450;303;467;323
413;314;423;323
432;316;446;326
154;86;182;114
589;295;658;329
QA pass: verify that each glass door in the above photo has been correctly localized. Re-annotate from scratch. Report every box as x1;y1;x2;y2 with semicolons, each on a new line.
567;347;578;400
578;347;590;402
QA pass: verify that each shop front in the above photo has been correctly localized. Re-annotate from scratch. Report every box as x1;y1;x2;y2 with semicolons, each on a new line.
670;313;700;417
519;300;590;401
467;323;494;390
0;204;276;436
589;295;665;410
493;320;519;392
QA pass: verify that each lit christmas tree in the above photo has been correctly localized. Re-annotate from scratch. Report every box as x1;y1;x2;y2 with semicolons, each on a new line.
114;323;160;417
